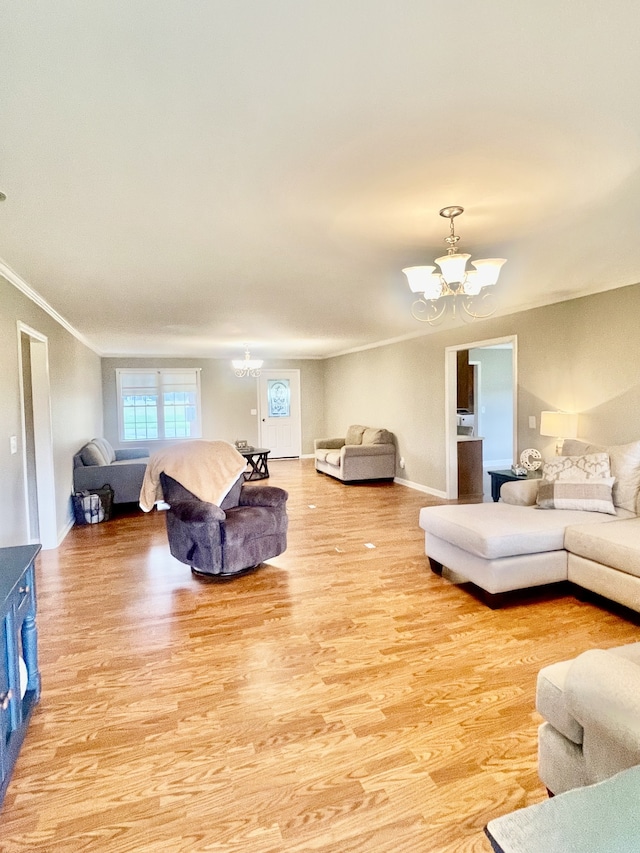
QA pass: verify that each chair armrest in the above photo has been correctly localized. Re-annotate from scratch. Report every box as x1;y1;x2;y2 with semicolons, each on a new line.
342;444;395;457
501;479;540;505
239;485;289;508
565;650;640;776
115;448;149;460
314;437;345;450
169;500;225;523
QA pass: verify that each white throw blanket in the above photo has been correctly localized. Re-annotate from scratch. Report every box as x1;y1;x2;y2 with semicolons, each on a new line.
139;440;247;512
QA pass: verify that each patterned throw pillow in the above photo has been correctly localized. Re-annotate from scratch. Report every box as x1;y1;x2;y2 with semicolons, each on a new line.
536;477;617;515
541;453;611;482
562;439;640;514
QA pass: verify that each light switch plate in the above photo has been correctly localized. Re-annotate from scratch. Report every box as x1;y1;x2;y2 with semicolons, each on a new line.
528;416;536;429
10;435;17;454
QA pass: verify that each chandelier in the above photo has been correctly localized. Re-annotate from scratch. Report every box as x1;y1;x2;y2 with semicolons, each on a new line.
403;206;506;325
232;346;263;377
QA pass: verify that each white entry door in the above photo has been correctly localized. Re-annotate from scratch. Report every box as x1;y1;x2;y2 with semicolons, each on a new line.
258;370;301;458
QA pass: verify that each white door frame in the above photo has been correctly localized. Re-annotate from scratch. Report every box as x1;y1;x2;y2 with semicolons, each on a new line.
444;334;518;500
257;369;302;457
17;323;58;549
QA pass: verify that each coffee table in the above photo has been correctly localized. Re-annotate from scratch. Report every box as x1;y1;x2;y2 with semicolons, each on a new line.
239;447;270;481
485;765;640;852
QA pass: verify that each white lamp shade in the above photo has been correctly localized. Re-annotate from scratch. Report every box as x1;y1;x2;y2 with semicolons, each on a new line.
422;274;443;300
540;411;578;439
470;258;507;288
435;253;470;285
403;266;436;293
462;270;482;296
232;358;263;370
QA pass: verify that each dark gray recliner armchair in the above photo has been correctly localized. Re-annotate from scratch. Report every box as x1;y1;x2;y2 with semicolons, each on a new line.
159;472;288;578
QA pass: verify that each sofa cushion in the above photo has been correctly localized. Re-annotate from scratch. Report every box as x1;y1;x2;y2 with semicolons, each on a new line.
362;427;393;445
325;451;342;466
563;439;640;514
92;437;116;463
80;441;108;467
565;518;640;577
345;425;367;445
418;502;616;560
541;453;611;482
536;477;617;515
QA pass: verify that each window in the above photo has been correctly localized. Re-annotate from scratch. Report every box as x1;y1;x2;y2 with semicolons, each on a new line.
267;379;290;418
116;369;202;441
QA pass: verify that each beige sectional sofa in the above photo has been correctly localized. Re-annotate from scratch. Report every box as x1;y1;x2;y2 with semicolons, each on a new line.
537;642;640;795
419;438;640;610
314;425;396;482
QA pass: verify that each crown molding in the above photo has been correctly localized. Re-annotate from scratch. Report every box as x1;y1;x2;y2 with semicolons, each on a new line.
0;258;102;355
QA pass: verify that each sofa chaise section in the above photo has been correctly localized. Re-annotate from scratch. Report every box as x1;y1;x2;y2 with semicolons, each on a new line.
419;438;640;610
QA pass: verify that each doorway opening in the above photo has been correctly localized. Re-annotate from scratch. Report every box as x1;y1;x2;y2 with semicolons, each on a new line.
445;335;517;500
17;323;57;549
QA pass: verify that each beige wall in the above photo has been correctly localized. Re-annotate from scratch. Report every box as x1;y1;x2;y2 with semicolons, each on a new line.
2;276;638;548
0;276;103;547
101;357;325;456
323;283;640;492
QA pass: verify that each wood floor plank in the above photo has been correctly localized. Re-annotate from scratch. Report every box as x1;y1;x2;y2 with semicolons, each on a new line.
2;458;639;852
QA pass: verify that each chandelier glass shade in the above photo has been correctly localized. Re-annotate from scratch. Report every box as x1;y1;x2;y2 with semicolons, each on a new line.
403;206;506;325
232;347;263;377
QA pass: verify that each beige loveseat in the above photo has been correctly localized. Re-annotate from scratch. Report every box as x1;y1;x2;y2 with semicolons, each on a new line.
419;438;640;609
314;425;396;482
537;642;640;795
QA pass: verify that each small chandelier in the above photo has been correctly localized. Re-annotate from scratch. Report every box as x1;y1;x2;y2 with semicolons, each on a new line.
403;206;506;325
232;346;263;377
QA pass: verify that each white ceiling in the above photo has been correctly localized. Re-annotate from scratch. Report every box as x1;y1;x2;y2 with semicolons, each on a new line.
2;1;640;360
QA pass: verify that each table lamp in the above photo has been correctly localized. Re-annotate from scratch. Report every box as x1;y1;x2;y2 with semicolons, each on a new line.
540;411;579;454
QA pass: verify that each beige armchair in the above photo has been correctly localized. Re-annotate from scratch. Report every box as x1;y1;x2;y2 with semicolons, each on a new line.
314;424;396;483
536;642;640;795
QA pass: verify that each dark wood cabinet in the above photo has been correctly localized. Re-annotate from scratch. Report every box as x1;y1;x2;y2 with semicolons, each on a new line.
458;439;483;500
457;350;475;412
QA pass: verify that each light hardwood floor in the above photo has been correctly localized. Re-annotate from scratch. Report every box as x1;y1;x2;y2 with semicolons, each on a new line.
2;459;639;852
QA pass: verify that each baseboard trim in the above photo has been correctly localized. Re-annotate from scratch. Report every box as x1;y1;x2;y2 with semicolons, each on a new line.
393;476;447;498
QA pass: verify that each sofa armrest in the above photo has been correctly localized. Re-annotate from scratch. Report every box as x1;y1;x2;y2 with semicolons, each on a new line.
342;444;395;457
115;448;150;460
169;500;226;524
501;479;540;505
565;649;640;779
239;485;288;508
314;437;345;450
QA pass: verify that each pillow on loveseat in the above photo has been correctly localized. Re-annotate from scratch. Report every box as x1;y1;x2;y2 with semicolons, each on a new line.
362;427;394;445
80;441;109;467
345;425;367;445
